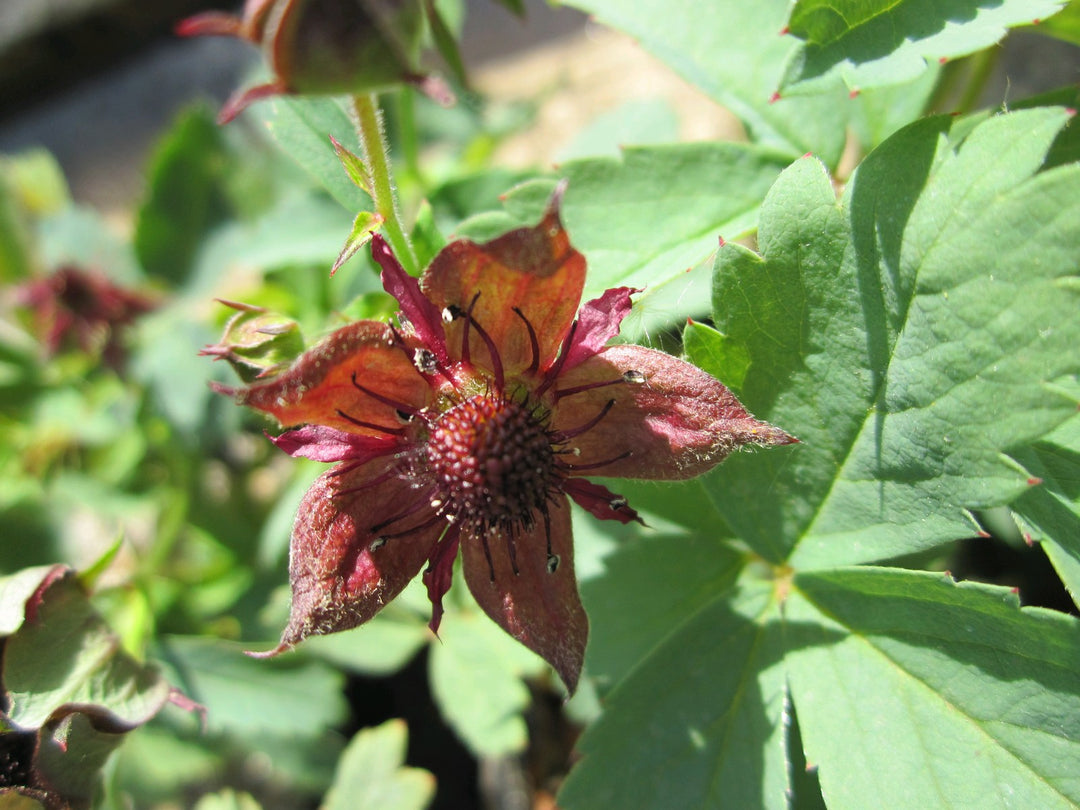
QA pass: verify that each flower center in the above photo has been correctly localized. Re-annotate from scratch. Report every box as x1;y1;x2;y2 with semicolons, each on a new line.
427;394;555;533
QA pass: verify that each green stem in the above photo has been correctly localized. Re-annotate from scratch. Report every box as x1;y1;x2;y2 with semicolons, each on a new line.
350;93;418;275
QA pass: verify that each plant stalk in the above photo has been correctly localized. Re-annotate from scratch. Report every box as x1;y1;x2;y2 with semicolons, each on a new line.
350;93;418;275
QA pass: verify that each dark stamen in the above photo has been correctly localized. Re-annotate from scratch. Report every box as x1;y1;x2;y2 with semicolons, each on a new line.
534;319;578;398
552;398;615;441
543;512;559;573
336;409;406;436
506;532;519;576
370;489;438;535
560;450;633;472
351;372;420;416
513;307;541;375
480;532;496;582
459;293;505;392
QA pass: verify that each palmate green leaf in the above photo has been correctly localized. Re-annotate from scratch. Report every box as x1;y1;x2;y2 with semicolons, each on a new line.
1010;410;1080;607
457;141;791;302
561;0;938;166
786;568;1080;808
564;107;1080;810
704;107;1080;568
781;0;1067;94
321;720;435;810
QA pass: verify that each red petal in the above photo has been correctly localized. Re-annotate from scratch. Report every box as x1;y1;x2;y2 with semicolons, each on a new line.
462;500;587;693
372;235;449;365
276;461;441;650
552;344;796;480
227;320;431;436
421;191;585;375
269;425;400;463
422;524;463;636
563;478;642;524
560;286;638;373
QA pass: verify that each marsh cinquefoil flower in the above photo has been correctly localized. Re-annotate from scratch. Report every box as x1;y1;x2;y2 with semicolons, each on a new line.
220;193;794;691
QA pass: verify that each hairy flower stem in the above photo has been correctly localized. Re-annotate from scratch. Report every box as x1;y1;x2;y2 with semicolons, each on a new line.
350;93;418;276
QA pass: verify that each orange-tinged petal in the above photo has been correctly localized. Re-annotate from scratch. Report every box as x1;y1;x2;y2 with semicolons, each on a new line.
422;194;585;376
270;460;441;653
552;344;796;480
224;321;431;437
462;500;587;693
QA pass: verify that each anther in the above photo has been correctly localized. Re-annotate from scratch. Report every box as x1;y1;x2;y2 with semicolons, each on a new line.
609;497;628;510
414;348;437;374
546;554;560;574
369;537;388;552
622;369;646;384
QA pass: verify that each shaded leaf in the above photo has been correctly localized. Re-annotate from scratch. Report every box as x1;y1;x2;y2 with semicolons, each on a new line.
781;0;1067;94
321;720;435;810
1011;409;1080;608
561;575;789;810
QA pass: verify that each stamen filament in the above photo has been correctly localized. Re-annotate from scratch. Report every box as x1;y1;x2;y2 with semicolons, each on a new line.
534;320;577;398
555;377;625;400
552;398;616;441
370;489;438;535
513;307;541;375
351;372;420;416
560;450;632;472
336;409;405;436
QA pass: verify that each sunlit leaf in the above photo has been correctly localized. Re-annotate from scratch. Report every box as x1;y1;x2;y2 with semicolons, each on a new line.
321;720;435;810
780;0;1067;94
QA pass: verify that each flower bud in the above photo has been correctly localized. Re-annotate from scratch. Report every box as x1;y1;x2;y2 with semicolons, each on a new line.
178;0;445;123
201;300;304;383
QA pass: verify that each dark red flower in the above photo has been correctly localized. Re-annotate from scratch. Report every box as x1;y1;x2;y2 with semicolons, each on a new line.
219;192;795;691
15;266;156;370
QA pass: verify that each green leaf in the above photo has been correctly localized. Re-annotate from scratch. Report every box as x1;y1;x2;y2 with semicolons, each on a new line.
424;0;468;87
1010;410;1080;607
781;0;1067;94
580;534;745;691
194;790;264;810
331;211;383;275
561;0;935;164
458;142;791;304
705;108;1080;567
154;637;348;737
34;713;122;806
682;318;751;396
428;607;544;756
321;720;435;810
786;568;1080;808
3;567;174;731
265;97;369;213
560;574;790;810
1038;0;1080;44
134;106;229;286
